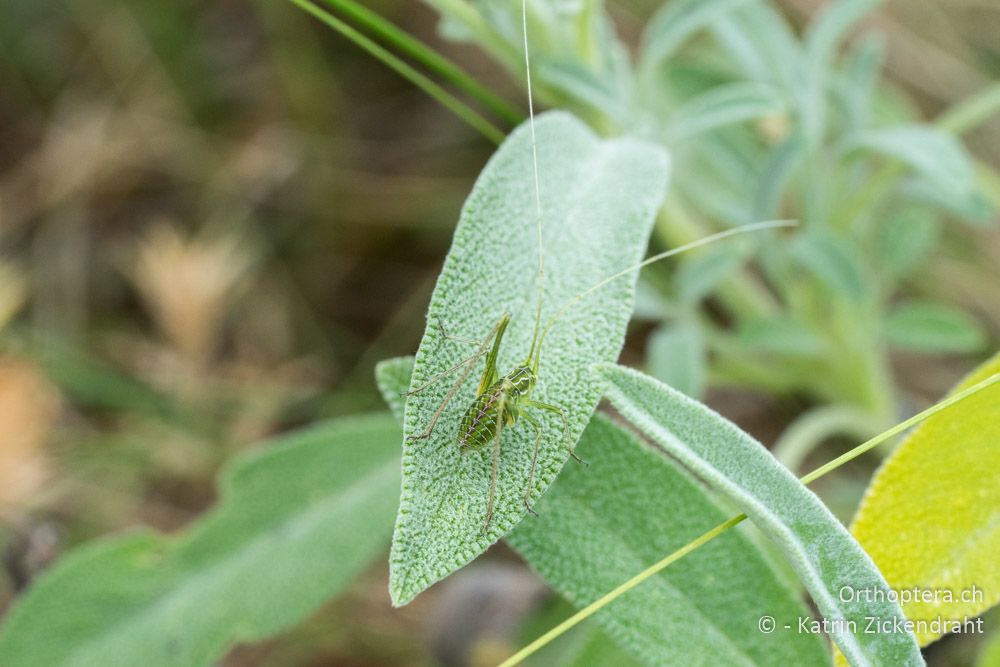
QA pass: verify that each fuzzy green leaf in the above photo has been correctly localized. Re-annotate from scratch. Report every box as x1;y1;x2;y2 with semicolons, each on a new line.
883;301;987;353
790;231;867;302
849;126;977;207
675;243;749;304
538;59;631;125
376;356;825;665
737;315;824;356
508;413;830;666
875;208;939;281
0;414;402;667
596;364;925;667
848;352;1000;647
391;112;669;605
804;0;882;71
640;0;754;70
647;321;706;398
666;82;786;141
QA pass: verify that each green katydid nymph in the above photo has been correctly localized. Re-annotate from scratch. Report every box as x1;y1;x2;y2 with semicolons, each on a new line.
404;0;795;533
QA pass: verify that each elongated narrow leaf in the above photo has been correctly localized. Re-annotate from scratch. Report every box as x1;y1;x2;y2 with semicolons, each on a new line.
883;301;987;353
849;126;977;206
508;413;829;666
596;364;924;667
849;352;1000;646
538;59;631;125
647;321;706;398
0;414;402;667
675;243;749;304
666;82;785;141
379;357;823;665
552;624;644;667
804;0;882;69
640;0;753;70
391;112;670;606
875;208;939;282
790;231;867;302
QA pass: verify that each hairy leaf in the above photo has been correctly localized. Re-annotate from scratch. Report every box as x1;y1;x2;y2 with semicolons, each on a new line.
391;112;669;605
0;414;402;667
875;208;939;282
883;301;987;353
737;315;824;357
640;0;753;70
790;231;867;302
508;413;830;666
804;0;882;70
675;243;749;304
377;356;824;665
597;364;924;667
666;82;786;141
849;351;1000;646
647;321;706;398
849;126;978;208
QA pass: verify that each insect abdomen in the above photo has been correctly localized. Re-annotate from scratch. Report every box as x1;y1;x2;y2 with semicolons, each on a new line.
457;384;502;452
457;366;535;452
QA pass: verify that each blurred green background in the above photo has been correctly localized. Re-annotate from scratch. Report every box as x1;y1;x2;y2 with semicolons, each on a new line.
1;0;999;665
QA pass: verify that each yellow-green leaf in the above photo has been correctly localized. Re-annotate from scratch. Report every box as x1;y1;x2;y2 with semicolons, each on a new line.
849;351;1000;647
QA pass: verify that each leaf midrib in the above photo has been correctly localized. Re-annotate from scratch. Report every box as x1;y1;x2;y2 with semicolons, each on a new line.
64;459;399;666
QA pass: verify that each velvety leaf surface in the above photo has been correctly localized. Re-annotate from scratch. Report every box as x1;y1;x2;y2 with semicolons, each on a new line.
508;413;829;666
849;125;978;209
640;0;754;69
849;351;1000;646
391;112;669;605
883;301;987;353
597;363;924;667
0;414;402;667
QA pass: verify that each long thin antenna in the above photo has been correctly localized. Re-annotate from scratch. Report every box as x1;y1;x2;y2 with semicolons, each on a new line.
535;220;797;353
522;0;545;369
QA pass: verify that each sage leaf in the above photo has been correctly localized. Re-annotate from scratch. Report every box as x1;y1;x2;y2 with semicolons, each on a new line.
0;414;402;667
596;363;925;667
647;321;706;398
509;413;830;666
849;126;977;208
849;351;1000;647
391;112;669;605
666;82;786;141
883;301;987;354
640;0;754;70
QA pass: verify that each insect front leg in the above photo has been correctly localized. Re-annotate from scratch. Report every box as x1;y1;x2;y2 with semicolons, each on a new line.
406;352;485;442
523;399;586;465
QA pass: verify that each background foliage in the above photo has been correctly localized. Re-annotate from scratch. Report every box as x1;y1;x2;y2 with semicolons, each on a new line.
1;0;1000;665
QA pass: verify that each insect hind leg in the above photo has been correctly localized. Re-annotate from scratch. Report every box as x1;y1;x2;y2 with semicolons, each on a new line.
519;411;543;517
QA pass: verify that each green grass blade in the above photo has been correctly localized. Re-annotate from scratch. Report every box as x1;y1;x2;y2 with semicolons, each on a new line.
287;0;505;144
318;0;522;125
597;364;924;666
379;356;826;666
508;414;829;666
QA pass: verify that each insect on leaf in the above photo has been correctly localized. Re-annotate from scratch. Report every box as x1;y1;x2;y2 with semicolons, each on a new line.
391;111;669;606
